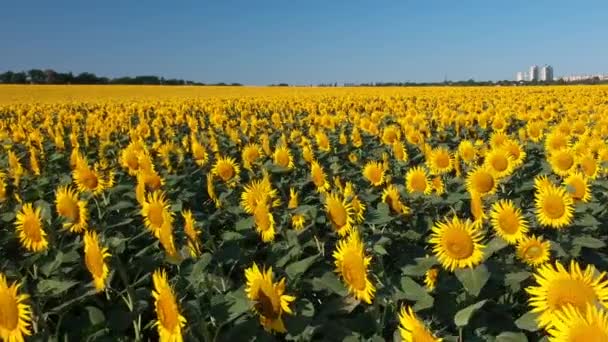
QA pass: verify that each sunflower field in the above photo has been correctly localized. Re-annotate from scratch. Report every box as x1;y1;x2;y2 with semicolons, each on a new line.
1;85;608;341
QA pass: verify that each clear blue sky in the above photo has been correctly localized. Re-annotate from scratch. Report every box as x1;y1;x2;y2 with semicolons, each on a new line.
1;1;607;85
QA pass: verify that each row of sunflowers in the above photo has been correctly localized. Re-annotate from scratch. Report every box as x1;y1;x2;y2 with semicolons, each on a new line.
1;85;608;341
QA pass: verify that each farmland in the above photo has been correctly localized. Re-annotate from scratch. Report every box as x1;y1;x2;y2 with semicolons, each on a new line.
1;85;608;341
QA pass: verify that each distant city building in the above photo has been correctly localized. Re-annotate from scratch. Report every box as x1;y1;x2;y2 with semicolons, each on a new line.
540;65;554;81
516;72;524;81
529;65;539;82
560;73;608;82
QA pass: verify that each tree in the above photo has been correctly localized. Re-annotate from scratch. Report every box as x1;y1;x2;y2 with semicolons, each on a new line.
10;72;27;84
27;69;46;83
0;71;14;83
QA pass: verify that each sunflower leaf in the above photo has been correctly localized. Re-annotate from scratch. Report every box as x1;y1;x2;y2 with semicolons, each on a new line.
455;264;490;297
454;299;488;327
572;236;605;249
311;271;348;296
514;311;540;332
496;332;529;342
286;254;319;279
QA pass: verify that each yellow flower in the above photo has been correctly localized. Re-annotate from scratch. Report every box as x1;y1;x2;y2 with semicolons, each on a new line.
211;156;240;184
151;269;187;342
516;235;550;267
83;230;111;292
470;190;485;224
7;150;25;187
431;176;445;195
398;305;442;342
191;138;208;167
245;263;295;333
0;273;32;342
578;153;599;179
288;188;299;209
325;192;355;236
382;184;410;215
291;214;306;231
526;261;608;328
182;210;201;257
362;161;385;186
484;148;514;178
141;190;173;238
315;130;331;152
534;183;574;229
242;143;263;170
563;172;591;202
73;161;111;195
547;304;608;342
392;141;408;162
550;149;577;177
254;202;276;242
426;147;453;175
489;199;529;244
424;268;439;292
333;231;375;304
310;160;330;192
458;140;477;164
240;176;280;214
405;166;431;195
273;145;294;169
15;203;48;252
465;167;497;197
429;216;485;271
206;174;220;208
55;185;88;233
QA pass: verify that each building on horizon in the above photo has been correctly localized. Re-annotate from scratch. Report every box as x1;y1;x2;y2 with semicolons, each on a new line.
516;72;524;81
540;65;554;82
529;65;539;82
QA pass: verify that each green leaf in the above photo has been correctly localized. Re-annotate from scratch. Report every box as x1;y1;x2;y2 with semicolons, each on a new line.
373;244;388;255
505;271;531;292
40;251;64;277
1;212;15;222
515;311;540;332
312;271;348;296
454;300;488;327
286;254;319;279
107;201;134;211
235;217;254;231
496;332;528;342
37;279;79;296
401;257;438;277
455;264;490;297
85;306;106;325
575;213;600;227
368;203;393;225
572;236;605;249
399;276;434;311
484;237;508;260
188;253;213;284
226;288;250;319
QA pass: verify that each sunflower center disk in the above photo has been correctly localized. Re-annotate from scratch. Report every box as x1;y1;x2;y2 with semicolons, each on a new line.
83;171;99;189
543;195;566;219
556;153;574;170
498;211;519;234
474;173;494;194
60;199;80;221
342;251;367;291
218;164;234;180
23;217;42;242
435;154;450;168
547;279;597;312
0;290;19;330
524;245;542;259
275;152;289;167
148;204;165;228
568;323;608;342
329;203;347;228
491;155;508;172
410;175;427;192
443;229;474;259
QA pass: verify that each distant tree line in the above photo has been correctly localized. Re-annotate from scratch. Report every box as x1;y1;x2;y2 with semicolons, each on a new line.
0;69;243;86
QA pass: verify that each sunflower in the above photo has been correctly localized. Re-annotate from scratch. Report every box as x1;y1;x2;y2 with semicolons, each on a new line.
83;230;111;292
382;184;410;215
120;142;143;175
349;194;366;223
398;305;442;342
325;192;354;236
191;139;208;167
526;260;608;328
315;131;331;152
424;268;439;292
254;203;276;242
244;263;295;333
151;269;187;342
516;235;551;267
240;177;280;214
429;216;485;271
141;190;173;238
182;210;201;257
392;141;408;162
333;231;375;304
489;200;529;244
527;121;545;142
484;148;514;178
504;140;527;167
0;172;7;203
55;185;88;233
242;143;263;170
550;149;577;177
405;166;432;195
564;172;591;202
489;131;510;148
470;191;485;224
291;214;306;231
206;174;220;208
0;273;32;342
578;153;599;179
458;139;477;164
288;188;298;209
211;156;240;184
362;161;385;186
547;304;608;342
534;184;574;229
158;215;179;260
545;131;570;153
301;144;315;163
431;176;445;195
14;203;48;252
273;145;294;170
310;160;330;192
73;162;111;195
465;167;497;197
426;147;453;175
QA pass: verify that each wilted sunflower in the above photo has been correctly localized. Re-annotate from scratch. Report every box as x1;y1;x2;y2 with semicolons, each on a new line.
254;202;276;242
151;269;187;342
273;145;294;169
362;161;385;186
534;183;574;229
550;149;577;177
398;305;442;342
182;210;201;257
0;273;32;342
55;185;88;233
325;192;355;236
15;203;48;252
465;167;497;197
489;200;529;244
245;263;295;333
83;230;111;292
426;147;453;175
429;216;485;271
333;231;375;304
516;235;550;267
141;190;173;238
424;268;439;292
382;184;410;215
484;148;514;178
563;172;591;202
547;304;608;342
526;260;608;328
310;160;330;192
405;166;431;195
211;156;240;184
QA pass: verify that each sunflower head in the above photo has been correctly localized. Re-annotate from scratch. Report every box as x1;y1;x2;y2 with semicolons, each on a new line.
549;149;576;177
0;273;32;342
429;216;485;271
273;145;294;169
427;147;453;175
516;235;550;267
484;148;514;178
212;156;240;184
254;203;276;243
288;188;299;209
398;305;442;342
311;160;330;192
151;269;187;341
405;166;431;195
424;268;439;292
564;172;591;202
489;199;529;244
242;143;262;169
392;141;408;162
15;203;48;252
362;161;385;186
547;304;608;342
578;153;599;179
141;190;173;237
534;183;574;229
83;230;111;292
55;185;88;233
382;184;410;215
325;192;355;236
333;231;376;304
466;167;497;197
182;210;201;257
458;140;477;164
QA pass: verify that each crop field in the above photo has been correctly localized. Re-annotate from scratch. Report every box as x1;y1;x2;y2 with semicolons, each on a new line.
1;85;608;341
